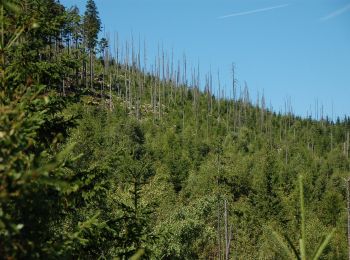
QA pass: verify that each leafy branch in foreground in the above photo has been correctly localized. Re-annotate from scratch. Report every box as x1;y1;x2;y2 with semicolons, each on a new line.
266;175;336;260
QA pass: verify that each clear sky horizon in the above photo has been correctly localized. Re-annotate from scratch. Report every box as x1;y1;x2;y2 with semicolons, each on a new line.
60;0;350;120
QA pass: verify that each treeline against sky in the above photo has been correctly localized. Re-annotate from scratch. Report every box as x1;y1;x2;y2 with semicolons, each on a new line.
1;0;350;259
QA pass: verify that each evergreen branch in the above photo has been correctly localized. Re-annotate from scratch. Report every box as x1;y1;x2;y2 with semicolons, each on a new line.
285;235;301;260
6;26;25;49
265;225;297;260
312;228;336;260
129;248;145;260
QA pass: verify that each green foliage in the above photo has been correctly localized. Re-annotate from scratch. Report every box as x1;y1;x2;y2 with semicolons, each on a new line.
266;175;336;260
0;0;348;258
83;0;101;50
154;196;217;259
0;1;85;258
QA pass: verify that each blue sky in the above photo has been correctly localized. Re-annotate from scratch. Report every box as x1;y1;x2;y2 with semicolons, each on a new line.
60;0;350;119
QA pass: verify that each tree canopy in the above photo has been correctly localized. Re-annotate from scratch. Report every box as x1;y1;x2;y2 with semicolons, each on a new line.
0;0;349;259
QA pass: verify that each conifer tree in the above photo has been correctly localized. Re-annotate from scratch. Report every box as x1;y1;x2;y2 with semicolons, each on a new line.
0;0;82;257
83;0;101;89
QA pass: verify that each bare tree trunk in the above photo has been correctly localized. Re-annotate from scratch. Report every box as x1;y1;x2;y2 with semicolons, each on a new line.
229;225;233;260
217;153;222;260
129;73;132;110
158;77;161;120
74;37;79;87
261;93;265;133
218;71;221;122
224;199;230;260
210;71;213;115
347;131;349;159
232;64;236;133
345;143;347;157
83;40;87;88
218;199;222;260
90;49;93;89
62;78;65;96
346;178;350;260
109;74;112;111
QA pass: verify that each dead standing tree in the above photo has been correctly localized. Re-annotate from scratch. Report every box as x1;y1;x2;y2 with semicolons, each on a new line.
345;178;350;260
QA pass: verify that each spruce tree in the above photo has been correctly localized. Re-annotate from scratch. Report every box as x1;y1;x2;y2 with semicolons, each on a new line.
0;1;88;257
83;0;101;89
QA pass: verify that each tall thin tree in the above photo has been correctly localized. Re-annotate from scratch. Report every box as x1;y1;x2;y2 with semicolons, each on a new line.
83;0;101;89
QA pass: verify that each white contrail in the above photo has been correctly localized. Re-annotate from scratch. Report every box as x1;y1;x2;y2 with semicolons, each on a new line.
320;3;350;21
217;4;289;19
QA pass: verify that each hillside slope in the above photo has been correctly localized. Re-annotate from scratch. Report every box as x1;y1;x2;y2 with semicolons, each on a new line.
1;0;349;259
64;61;350;259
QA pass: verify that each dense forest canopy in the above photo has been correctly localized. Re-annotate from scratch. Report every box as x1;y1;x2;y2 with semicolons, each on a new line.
0;0;349;259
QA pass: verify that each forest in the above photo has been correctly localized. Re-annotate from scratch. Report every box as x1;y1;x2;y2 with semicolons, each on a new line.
1;0;350;259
